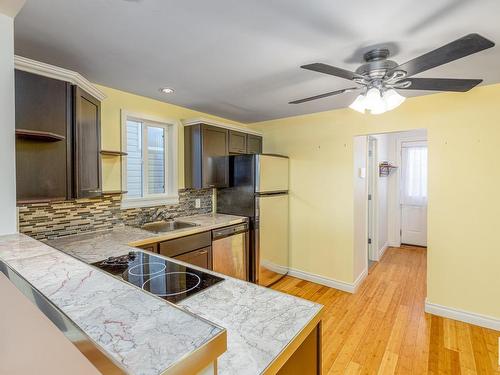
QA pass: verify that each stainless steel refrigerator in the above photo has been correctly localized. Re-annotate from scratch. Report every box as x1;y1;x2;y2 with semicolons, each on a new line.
217;154;289;286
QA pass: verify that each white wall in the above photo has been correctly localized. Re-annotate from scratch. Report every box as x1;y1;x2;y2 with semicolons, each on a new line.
0;12;17;235
353;135;368;280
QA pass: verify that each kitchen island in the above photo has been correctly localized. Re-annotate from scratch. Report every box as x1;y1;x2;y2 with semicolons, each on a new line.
0;213;323;375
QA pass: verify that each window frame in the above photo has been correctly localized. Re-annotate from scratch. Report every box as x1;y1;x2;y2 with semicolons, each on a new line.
120;110;179;209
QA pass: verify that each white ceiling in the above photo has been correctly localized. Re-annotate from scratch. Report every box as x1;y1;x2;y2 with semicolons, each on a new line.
13;0;500;123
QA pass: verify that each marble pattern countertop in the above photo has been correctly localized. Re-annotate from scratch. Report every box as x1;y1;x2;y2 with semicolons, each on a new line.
49;213;247;264
5;213;323;375
0;233;225;375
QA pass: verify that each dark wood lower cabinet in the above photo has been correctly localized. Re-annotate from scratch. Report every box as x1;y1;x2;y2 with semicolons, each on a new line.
157;231;212;270
137;243;158;254
173;246;212;269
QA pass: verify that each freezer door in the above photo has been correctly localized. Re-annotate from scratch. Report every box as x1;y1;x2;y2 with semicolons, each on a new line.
256;194;289;286
256;155;289;193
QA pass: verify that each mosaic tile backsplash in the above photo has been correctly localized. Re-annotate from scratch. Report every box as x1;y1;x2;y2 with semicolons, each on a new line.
18;188;213;241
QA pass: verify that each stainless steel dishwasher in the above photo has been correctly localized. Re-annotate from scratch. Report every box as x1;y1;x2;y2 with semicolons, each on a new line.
212;223;249;281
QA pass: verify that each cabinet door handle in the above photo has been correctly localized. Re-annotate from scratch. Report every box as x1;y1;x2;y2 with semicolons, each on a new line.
198;250;208;255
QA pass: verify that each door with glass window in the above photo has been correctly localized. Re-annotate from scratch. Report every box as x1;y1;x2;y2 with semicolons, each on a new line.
401;142;428;246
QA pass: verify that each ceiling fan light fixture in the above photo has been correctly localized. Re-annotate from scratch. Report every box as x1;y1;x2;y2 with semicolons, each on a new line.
365;88;386;114
348;94;367;113
383;89;406;111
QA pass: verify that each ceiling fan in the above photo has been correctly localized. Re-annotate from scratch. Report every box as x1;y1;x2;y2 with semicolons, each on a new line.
289;33;495;114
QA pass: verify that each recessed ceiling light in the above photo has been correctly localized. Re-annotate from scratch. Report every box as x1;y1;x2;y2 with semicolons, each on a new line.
160;87;174;94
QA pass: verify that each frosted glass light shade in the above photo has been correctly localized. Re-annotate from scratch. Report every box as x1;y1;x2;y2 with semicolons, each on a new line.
365;88;386;114
349;94;367;113
383;89;406;111
348;88;406;115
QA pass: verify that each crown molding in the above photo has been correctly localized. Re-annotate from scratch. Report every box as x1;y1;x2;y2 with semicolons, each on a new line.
14;55;106;101
182;117;262;136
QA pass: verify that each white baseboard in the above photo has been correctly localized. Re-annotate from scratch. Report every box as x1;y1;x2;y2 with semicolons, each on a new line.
352;268;368;293
261;259;289;275
377;242;389;260
287;267;367;294
387;241;401;248
425;300;500;331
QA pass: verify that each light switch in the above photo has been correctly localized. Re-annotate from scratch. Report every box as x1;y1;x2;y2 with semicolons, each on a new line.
359;167;366;179
195;199;201;208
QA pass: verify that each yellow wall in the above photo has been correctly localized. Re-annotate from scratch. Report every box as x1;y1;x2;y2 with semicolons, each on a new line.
249;84;500;319
96;84;246;191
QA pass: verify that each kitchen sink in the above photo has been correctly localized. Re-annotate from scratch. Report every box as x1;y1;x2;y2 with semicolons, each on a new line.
140;220;199;233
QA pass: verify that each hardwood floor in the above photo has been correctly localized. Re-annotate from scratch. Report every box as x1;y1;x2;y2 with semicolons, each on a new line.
272;246;500;374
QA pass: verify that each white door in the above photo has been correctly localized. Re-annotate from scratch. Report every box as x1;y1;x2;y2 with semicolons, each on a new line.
401;142;428;246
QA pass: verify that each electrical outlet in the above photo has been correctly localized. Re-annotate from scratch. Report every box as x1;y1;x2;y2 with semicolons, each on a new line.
195;198;201;208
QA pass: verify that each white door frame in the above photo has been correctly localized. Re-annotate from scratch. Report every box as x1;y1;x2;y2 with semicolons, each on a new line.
367;136;379;261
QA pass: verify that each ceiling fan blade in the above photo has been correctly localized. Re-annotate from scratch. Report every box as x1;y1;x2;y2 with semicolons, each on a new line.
388;33;495;78
398;78;482;92
289;87;358;104
301;63;361;81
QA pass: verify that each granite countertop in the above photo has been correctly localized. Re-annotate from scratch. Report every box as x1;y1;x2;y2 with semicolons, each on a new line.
4;213;324;375
0;233;225;375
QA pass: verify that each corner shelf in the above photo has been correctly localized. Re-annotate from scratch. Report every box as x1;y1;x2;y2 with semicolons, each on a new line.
100;150;128;156
15;129;65;142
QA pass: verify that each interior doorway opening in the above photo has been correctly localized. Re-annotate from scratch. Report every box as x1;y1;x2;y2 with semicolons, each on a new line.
353;129;428;277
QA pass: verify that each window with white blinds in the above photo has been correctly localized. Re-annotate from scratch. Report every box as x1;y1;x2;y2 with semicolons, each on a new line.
121;113;178;208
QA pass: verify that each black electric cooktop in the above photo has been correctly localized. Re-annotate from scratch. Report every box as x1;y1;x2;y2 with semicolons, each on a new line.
93;251;224;303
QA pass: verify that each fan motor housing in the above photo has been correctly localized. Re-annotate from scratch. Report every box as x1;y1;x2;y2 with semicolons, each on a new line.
355;48;398;79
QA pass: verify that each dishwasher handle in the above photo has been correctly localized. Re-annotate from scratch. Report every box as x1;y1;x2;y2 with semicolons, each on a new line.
212;223;248;240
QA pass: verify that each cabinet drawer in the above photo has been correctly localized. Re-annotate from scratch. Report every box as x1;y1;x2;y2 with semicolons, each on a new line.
173;246;212;270
159;231;211;258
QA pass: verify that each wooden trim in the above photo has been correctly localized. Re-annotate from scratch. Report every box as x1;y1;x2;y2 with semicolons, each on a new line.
100;150;128;156
15;129;65;142
14;56;106;101
262;308;324;375
182;117;263;136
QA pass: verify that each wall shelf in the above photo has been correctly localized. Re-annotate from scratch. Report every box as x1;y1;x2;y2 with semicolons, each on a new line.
15;129;65;142
102;190;128;195
379;162;398;177
100;150;128;156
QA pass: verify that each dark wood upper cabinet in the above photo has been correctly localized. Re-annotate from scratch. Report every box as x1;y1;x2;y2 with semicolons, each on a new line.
247;134;263;154
184;124;229;189
185;122;263;189
15;71;72;203
228;130;247;154
73;87;102;199
202;125;229;188
15;70;102;203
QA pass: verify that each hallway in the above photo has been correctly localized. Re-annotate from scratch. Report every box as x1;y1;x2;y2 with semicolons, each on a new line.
272;246;500;374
